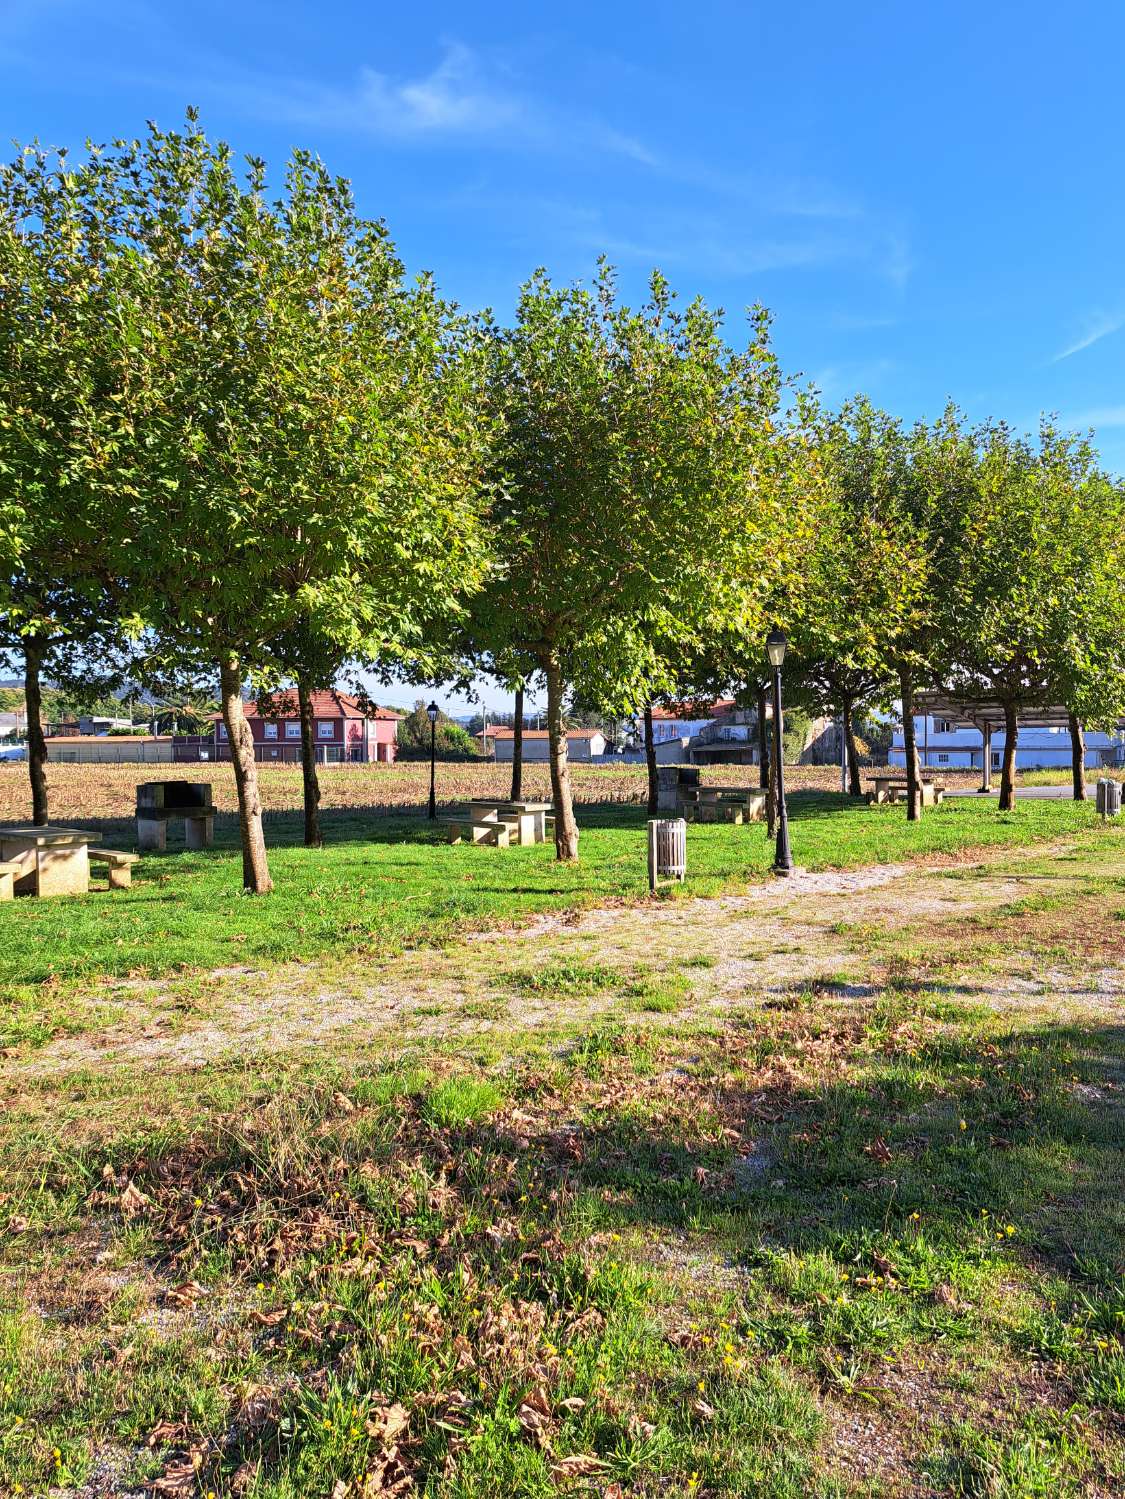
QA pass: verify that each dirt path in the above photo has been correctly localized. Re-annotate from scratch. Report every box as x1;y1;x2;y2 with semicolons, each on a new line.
12;837;1124;1077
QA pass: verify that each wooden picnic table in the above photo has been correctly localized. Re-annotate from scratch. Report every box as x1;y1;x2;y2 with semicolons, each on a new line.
465;798;554;846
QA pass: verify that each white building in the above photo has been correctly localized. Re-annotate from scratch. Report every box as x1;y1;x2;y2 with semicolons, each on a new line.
890;716;1125;772
479;727;607;762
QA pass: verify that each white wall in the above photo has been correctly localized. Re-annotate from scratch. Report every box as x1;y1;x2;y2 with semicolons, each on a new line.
889;716;1125;770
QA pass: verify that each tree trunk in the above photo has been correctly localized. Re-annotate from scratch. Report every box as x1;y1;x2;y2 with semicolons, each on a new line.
219;655;273;893
842;697;862;796
510;684;524;801
297;676;322;847
1068;712;1087;801
644;701;659;816
543;651;578;861
24;640;49;826
756;684;770;790
899;667;922;821
999;700;1018;812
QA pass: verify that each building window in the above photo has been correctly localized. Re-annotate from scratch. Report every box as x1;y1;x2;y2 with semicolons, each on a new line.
991;751;1002;769
217;723;228;739
317;721;334;740
937;752;949;764
263;722;278;740
934;718;953;734
285;722;301;740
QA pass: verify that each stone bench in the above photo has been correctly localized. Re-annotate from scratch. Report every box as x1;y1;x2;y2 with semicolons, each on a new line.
442;817;518;848
0;860;19;901
866;779;946;807
88;848;140;889
678;788;766;824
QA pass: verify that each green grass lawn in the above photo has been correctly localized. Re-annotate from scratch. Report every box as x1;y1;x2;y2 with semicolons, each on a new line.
2;912;1122;1496
0;793;1103;997
1;814;1122;1496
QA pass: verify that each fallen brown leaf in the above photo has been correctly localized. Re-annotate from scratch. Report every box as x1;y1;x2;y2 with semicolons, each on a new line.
147;1418;189;1448
165;1281;206;1307
120;1179;151;1217
517;1386;553;1448
551;1453;607;1481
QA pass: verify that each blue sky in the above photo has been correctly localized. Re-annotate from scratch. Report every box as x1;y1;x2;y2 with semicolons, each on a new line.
3;1;1122;713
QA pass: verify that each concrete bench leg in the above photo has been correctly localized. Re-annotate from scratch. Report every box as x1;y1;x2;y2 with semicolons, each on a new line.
0;872;13;902
106;864;132;890
185;816;213;851
137;817;167;852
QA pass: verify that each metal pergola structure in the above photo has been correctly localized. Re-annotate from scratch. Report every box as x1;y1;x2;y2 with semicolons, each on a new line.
914;689;1125;792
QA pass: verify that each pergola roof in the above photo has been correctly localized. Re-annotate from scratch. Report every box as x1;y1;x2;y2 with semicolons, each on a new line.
915;689;1125;732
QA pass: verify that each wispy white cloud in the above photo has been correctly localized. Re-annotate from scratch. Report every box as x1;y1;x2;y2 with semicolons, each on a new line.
806;358;897;402
252;43;524;138
1051;310;1125;362
883;232;912;291
212;41;655;166
543;196;910;287
1068;405;1125;429
830;311;899;331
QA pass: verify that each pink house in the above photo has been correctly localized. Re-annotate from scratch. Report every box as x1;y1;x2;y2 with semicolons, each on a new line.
212;690;402;764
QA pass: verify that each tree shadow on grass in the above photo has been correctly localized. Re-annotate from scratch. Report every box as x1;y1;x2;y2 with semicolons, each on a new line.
16;794;871;857
41;1012;1119;1499
481;1019;1125;1289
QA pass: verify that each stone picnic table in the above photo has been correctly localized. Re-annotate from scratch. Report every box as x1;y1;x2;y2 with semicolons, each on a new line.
0;825;138;898
677;784;767;823
444;799;555;847
865;775;946;807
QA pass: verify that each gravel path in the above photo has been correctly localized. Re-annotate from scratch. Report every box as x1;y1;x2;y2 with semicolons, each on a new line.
8;837;1119;1077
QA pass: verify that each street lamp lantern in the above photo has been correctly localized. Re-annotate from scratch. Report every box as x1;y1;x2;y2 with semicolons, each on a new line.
765;629;793;875
427;701;439;820
766;627;787;668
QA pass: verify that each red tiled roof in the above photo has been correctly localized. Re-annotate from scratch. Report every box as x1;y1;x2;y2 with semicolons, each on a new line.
649;699;735;720
477;727;605;740
212;691;404;723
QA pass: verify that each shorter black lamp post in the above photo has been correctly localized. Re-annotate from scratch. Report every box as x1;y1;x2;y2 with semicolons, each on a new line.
766;628;794;876
427;701;439;820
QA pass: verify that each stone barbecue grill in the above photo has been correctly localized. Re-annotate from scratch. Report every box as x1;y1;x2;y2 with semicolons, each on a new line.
136;780;216;852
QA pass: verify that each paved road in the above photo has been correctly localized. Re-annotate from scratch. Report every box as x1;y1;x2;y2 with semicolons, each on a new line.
946;784;1071;799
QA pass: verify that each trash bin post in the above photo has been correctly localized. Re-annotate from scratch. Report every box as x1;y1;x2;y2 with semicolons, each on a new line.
647;817;687;892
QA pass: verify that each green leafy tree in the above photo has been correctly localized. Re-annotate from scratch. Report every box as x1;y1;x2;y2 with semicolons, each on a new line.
1033;435;1125;799
396;701;480;759
88;115;490;890
482;264;791;859
941;423;1125;808
0;140;137;822
889;406;981;819
786;400;929;795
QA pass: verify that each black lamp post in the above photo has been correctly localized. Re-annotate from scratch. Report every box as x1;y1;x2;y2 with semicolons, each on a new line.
766;628;793;876
427;701;439;820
